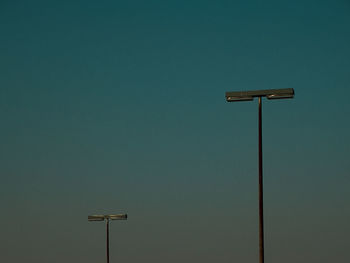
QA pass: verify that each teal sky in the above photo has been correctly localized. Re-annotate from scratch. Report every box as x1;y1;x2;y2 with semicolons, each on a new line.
1;0;349;262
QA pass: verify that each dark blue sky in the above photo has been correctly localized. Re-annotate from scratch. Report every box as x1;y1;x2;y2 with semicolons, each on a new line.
1;1;350;262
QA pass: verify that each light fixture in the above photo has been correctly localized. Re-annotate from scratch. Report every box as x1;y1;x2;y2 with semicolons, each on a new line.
226;88;294;102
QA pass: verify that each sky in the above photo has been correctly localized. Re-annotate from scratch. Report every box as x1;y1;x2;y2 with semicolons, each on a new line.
0;0;350;262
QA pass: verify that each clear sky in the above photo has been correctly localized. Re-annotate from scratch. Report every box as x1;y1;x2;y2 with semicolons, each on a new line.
1;0;349;262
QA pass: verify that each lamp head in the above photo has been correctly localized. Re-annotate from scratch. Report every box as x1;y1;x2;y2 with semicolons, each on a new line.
226;88;294;102
88;214;128;221
226;96;254;102
108;214;128;220
88;215;105;221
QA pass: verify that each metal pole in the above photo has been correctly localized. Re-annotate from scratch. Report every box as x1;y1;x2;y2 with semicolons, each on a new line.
258;97;264;263
106;219;110;263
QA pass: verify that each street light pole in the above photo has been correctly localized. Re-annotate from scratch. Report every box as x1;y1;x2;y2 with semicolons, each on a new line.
88;214;128;263
225;88;294;263
106;218;110;263
258;97;264;263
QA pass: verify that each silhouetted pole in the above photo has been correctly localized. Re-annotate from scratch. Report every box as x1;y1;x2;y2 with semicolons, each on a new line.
88;214;127;263
106;219;110;263
225;88;294;263
258;97;264;263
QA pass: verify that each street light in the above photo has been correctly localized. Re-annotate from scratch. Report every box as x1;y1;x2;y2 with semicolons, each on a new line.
88;214;127;263
225;88;294;263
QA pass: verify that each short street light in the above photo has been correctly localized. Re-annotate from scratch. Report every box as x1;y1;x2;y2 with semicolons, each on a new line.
88;214;127;263
225;88;294;263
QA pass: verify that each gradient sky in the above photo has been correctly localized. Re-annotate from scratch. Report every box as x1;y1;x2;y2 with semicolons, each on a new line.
1;0;350;262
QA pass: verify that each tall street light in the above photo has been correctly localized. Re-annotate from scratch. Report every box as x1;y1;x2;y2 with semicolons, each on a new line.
88;214;128;263
225;88;294;263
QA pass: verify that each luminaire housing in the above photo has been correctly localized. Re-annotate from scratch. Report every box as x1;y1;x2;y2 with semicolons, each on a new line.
88;215;105;221
88;214;127;221
108;214;127;220
225;88;294;102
